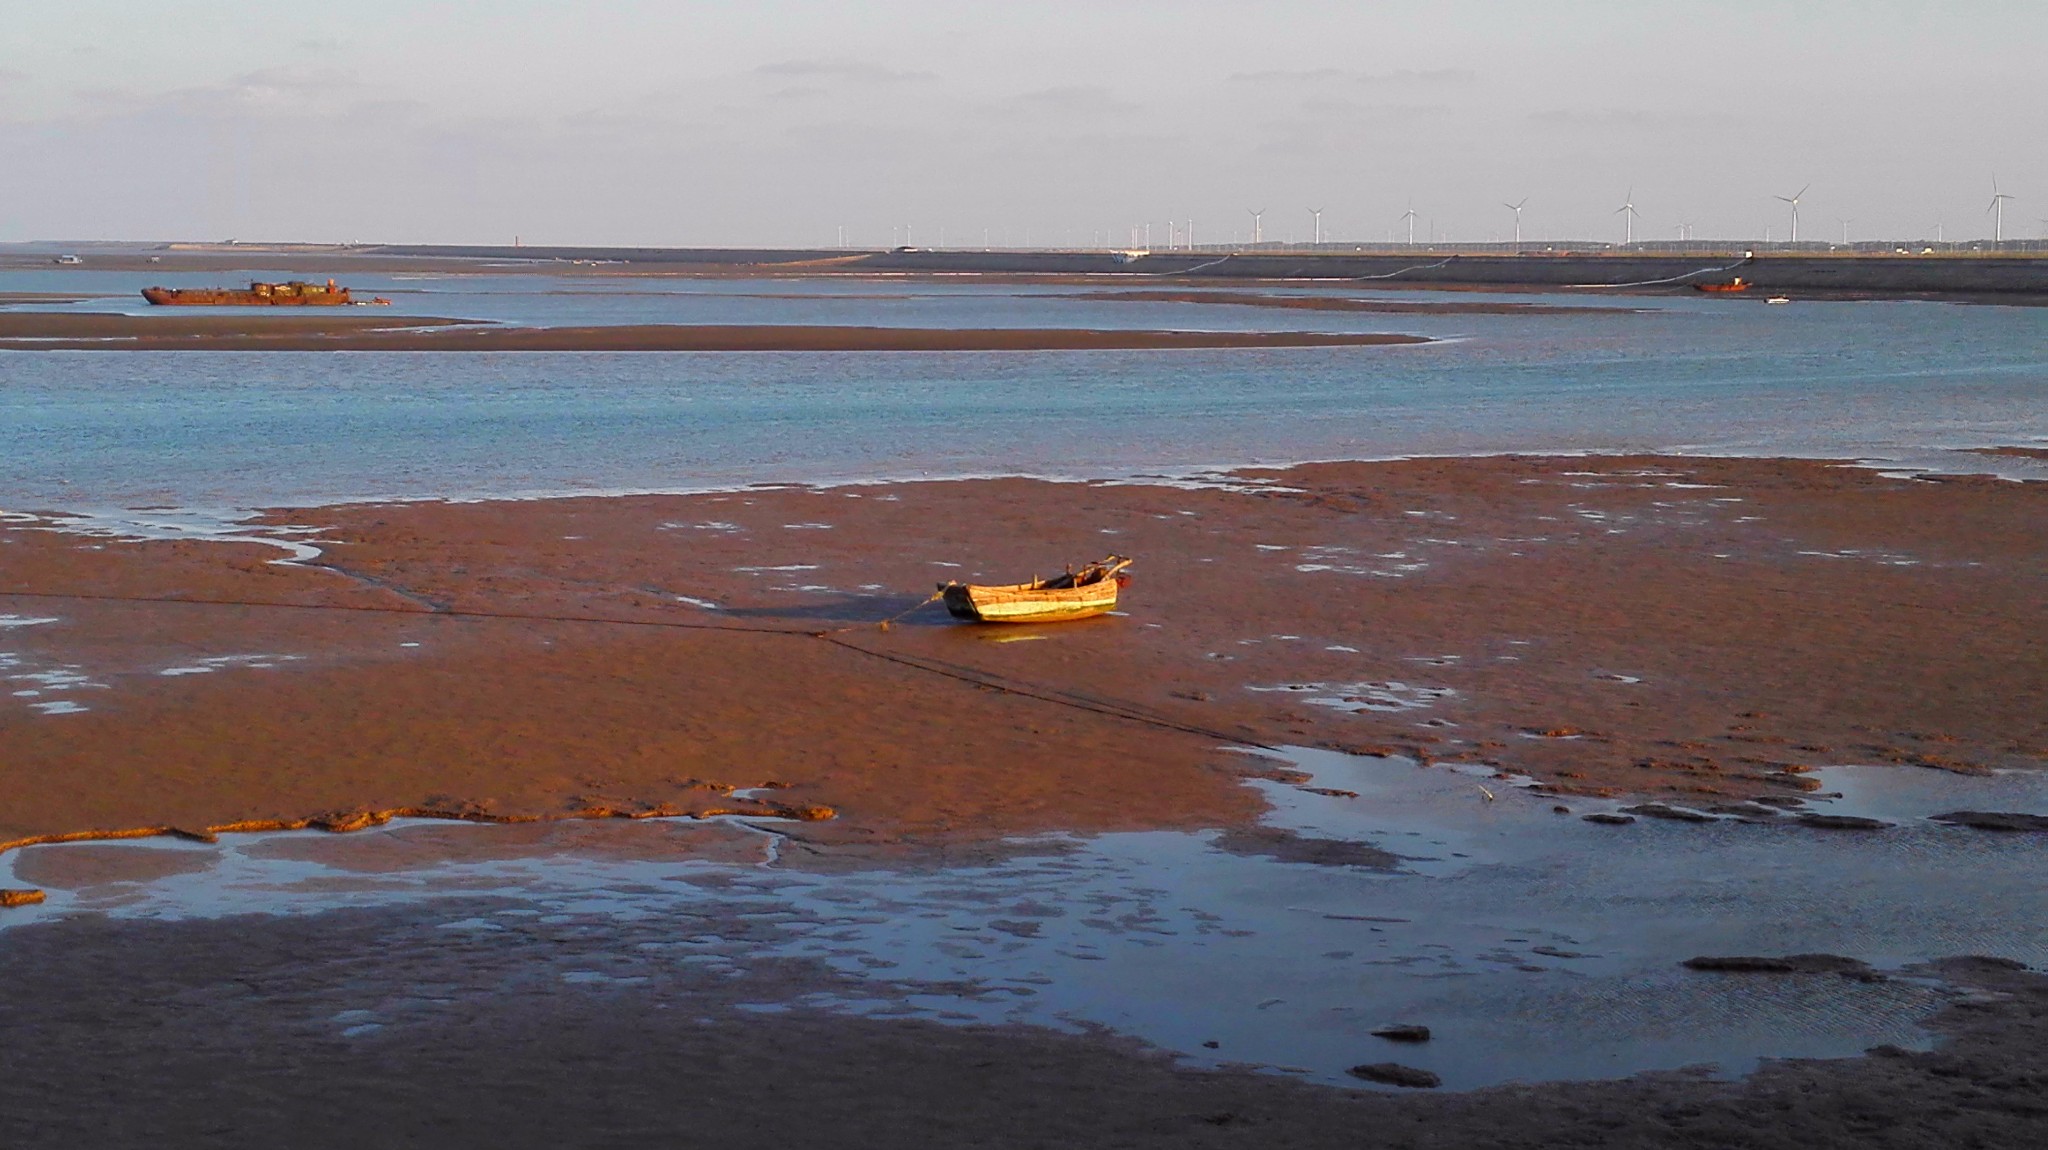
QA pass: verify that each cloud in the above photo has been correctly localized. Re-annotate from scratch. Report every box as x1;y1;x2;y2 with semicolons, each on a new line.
996;86;1140;115
71;67;366;120
753;59;936;85
1227;67;1477;88
1524;106;1749;130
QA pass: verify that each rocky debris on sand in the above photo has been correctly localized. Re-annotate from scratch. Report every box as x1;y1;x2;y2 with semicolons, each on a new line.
1958;955;2029;970
1370;1024;1431;1042
1347;1062;1441;1088
1684;953;1882;980
1582;812;1636;825
0;889;46;908
1701;801;1782;820
1931;810;2048;832
1795;812;1894;830
1621;803;1717;823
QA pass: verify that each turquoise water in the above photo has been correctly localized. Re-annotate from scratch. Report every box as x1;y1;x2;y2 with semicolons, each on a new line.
3;271;2045;511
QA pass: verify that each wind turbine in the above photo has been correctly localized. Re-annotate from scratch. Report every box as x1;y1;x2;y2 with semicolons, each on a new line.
1987;178;2016;243
1774;184;1809;244
1308;207;1324;246
1400;203;1418;246
1838;217;1854;246
1502;197;1527;246
1248;208;1265;246
1614;189;1640;246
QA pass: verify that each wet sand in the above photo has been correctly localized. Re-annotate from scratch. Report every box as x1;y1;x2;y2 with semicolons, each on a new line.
5;452;2046;1147
0;314;1426;352
2;897;2042;1148
0;292;99;306
2;454;2041;855
1969;445;2048;462
1072;289;1638;315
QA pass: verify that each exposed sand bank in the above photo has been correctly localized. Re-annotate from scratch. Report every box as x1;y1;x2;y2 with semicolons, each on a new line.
0;314;1427;352
1072;289;1637;315
2;455;2040;856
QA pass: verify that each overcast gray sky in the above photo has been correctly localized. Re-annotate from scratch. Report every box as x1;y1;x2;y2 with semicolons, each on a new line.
2;1;2041;246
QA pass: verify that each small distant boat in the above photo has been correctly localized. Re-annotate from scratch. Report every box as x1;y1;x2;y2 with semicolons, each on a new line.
1767;296;1792;304
1693;277;1750;293
940;556;1131;623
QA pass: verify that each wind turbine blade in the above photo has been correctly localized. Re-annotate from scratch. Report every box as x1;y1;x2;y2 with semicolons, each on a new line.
1795;183;1810;201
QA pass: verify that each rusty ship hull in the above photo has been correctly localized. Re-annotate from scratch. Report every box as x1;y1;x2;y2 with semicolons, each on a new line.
142;280;355;307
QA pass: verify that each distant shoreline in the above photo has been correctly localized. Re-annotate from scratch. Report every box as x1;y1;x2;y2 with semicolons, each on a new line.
10;243;2048;301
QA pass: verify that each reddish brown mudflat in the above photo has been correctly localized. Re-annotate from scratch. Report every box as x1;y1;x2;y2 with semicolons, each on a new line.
2;454;2040;856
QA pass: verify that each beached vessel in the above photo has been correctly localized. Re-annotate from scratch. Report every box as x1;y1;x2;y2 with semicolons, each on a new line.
1693;277;1751;293
940;556;1131;623
142;279;355;306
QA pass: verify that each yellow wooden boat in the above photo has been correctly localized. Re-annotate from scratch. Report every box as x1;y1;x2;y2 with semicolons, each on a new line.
939;556;1132;623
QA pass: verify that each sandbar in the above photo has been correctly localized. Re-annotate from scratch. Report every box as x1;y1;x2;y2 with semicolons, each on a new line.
0;315;1426;352
1071;289;1637;315
2;454;2040;856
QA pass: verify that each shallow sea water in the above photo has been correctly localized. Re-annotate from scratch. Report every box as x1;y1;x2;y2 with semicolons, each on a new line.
3;271;2045;514
3;750;2041;1091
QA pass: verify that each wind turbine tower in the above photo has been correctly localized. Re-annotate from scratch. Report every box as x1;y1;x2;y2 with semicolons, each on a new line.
1503;197;1527;247
1987;178;2016;244
1309;207;1323;246
1614;189;1640;246
1838;217;1853;246
1400;203;1418;246
1247;208;1266;246
1774;184;1809;244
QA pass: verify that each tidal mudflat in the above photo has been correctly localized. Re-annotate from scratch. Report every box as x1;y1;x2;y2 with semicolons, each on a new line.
2;273;2045;1146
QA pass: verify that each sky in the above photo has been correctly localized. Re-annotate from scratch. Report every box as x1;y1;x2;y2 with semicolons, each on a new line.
2;1;2043;247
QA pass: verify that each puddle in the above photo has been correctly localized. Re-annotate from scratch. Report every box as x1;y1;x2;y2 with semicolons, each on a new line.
158;654;304;677
0;751;2041;1092
8;507;329;564
1803;764;2048;824
1248;681;1456;713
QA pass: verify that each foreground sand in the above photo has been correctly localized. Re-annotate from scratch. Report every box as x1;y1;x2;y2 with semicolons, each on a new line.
4;898;2042;1149
2;454;2040;855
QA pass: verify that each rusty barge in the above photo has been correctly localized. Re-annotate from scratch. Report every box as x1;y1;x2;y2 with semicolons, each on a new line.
141;279;361;306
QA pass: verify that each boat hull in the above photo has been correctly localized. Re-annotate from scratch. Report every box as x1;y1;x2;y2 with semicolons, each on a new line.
941;580;1119;623
142;283;354;307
